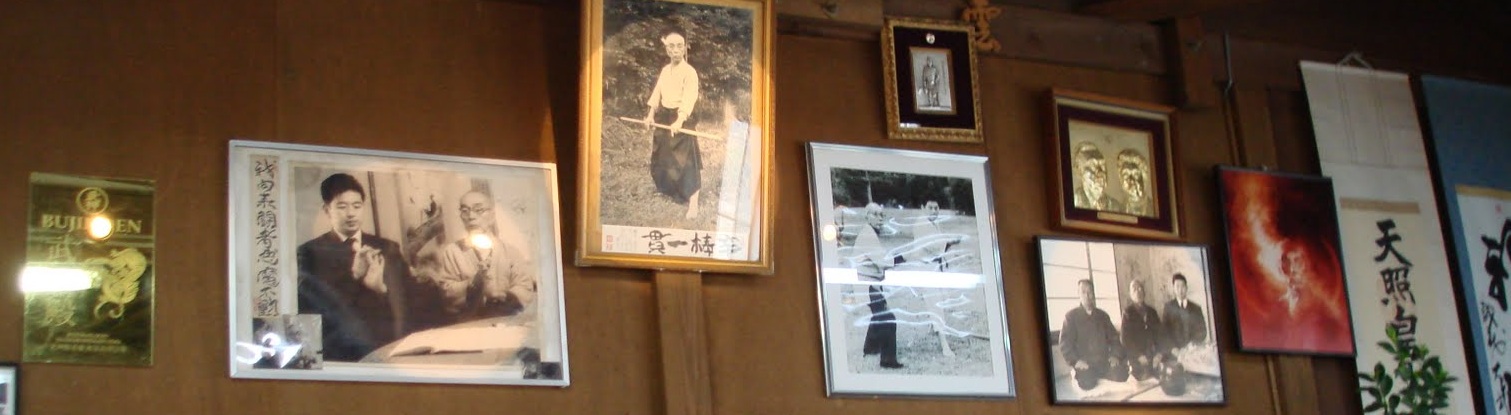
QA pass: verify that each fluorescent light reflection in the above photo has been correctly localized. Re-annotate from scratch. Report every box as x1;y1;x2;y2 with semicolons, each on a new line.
20;266;96;292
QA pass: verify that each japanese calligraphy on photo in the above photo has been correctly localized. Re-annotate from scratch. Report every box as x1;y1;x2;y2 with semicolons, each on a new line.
807;143;1015;398
1036;237;1226;405
578;0;773;273
228;140;569;386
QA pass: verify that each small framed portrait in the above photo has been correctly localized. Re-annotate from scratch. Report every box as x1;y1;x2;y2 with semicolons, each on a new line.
807;142;1016;398
1048;89;1180;240
1217;166;1355;356
0;362;16;415
882;18;983;143
577;0;774;274
228;140;569;386
1035;236;1226;405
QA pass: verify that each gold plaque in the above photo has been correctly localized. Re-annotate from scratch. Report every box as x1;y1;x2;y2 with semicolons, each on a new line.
22;172;155;366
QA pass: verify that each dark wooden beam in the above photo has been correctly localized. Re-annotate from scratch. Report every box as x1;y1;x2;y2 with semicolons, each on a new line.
1078;0;1266;22
1165;16;1219;109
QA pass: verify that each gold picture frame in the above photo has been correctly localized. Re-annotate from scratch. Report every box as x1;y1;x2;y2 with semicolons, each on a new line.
882;18;983;143
1048;89;1181;240
578;0;775;274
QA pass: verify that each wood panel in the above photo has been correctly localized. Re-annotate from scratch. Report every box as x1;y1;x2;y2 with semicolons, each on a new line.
0;0;1381;413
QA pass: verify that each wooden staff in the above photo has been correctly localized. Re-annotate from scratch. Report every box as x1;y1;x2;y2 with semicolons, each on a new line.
617;116;722;140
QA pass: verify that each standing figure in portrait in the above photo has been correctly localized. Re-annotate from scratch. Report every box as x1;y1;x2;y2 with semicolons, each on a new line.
1071;142;1125;212
1117;149;1152;217
413;191;538;331
1161;273;1207;351
642;31;704;219
1121;280;1162;380
1060;279;1128;390
917;57;942;108
296;173;412;362
850;203;903;369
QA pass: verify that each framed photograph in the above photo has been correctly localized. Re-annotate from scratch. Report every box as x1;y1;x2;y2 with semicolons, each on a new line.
0;363;15;415
227;140;569;386
881;18;983;143
577;0;774;274
1035;236;1225;405
807;142;1016;398
1217;166;1355;356
1048;89;1180;240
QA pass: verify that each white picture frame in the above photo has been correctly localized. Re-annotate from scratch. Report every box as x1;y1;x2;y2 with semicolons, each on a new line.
227;140;569;386
806;142;1015;398
0;363;16;415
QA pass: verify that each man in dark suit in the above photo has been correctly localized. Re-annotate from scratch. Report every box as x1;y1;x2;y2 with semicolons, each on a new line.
1060;279;1127;390
1161;273;1207;352
1121;280;1162;380
297;173;411;362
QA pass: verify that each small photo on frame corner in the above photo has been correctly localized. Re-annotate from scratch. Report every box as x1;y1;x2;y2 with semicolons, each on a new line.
578;0;775;275
1048;88;1180;240
882;17;983;143
0;362;16;415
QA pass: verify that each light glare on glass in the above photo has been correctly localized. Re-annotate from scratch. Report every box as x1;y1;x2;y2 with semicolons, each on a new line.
87;215;114;240
20;266;95;292
821;224;837;241
469;233;493;250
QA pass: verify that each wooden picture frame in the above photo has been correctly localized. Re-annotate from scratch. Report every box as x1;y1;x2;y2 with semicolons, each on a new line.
882;18;983;143
807;143;1016;398
1048;89;1180;240
227;140;569;386
1035;236;1227;405
577;0;775;274
1216;166;1356;356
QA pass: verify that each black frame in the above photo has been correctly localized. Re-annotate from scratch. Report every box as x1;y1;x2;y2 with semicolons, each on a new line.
1033;235;1228;406
1215;165;1358;357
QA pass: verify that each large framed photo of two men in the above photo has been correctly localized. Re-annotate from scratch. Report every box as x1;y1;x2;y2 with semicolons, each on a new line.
578;0;774;274
1035;236;1226;404
227;140;569;386
807;143;1016;398
1048;89;1181;240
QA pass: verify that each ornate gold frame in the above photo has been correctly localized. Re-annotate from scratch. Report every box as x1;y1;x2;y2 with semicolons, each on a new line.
881;18;983;143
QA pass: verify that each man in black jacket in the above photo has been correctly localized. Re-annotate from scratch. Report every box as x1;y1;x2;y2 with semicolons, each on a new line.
1060;279;1127;390
296;173;412;362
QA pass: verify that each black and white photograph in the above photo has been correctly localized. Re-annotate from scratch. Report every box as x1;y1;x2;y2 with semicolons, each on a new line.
808;143;1014;398
882;18;982;143
0;362;16;415
578;0;773;274
228;140;569;386
909;47;954;115
1036;236;1225;405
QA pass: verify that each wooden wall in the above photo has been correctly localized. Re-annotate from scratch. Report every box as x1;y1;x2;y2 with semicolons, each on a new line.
0;0;1437;413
